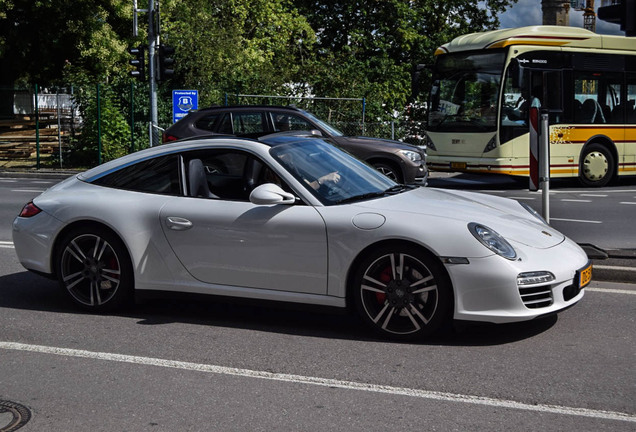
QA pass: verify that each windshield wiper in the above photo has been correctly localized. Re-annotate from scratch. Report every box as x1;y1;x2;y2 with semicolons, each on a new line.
334;185;411;205
334;191;386;205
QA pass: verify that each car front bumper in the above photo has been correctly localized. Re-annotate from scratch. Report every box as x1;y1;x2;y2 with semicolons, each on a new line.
446;239;588;323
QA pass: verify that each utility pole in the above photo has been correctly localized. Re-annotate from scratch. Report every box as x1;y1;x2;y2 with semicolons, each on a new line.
148;0;158;146
131;0;160;147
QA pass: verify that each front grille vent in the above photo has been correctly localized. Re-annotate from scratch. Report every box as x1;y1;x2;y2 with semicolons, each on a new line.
519;285;553;309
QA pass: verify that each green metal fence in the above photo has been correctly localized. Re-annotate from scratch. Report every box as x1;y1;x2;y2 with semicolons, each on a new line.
0;84;425;171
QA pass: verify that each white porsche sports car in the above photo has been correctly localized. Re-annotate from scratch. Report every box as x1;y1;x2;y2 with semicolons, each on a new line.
12;134;591;340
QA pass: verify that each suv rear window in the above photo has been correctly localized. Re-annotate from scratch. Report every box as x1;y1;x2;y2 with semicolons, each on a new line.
194;114;221;132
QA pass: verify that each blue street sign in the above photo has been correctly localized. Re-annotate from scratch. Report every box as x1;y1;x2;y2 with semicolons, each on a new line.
172;90;198;123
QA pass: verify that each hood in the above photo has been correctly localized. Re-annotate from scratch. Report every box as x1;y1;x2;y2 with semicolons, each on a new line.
333;136;420;151
355;187;564;249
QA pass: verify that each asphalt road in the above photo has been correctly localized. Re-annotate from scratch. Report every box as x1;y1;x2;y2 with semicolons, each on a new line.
0;172;634;430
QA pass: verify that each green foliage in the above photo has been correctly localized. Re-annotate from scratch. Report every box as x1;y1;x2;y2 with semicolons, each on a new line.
1;0;518;150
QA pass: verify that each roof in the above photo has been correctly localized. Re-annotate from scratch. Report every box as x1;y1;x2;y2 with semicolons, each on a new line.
435;25;636;55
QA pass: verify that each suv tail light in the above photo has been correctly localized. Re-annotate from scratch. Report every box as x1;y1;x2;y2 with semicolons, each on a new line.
19;202;42;218
163;133;178;143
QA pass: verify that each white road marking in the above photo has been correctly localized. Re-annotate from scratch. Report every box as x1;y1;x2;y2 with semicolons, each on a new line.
508;197;535;200
619;202;636;205
0;241;14;249
11;189;45;193
0;341;634;423
593;265;636;272
550;218;602;224
560;199;592;203
587;287;636;295
579;194;607;197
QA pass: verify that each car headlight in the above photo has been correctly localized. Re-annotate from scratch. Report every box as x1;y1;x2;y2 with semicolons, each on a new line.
399;150;422;162
468;222;517;260
519;202;547;224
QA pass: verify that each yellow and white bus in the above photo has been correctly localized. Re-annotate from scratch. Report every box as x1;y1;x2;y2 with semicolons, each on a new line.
425;25;636;187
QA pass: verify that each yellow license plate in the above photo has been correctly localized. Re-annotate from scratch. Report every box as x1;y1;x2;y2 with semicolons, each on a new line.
578;263;592;289
451;162;467;170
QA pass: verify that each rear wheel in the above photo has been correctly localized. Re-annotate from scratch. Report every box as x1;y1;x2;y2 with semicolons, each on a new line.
579;143;615;187
56;227;133;311
352;245;451;340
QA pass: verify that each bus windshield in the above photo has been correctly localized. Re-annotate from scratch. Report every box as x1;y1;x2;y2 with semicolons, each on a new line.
428;51;506;132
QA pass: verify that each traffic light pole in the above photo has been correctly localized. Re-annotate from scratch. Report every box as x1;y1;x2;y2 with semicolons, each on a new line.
148;0;158;146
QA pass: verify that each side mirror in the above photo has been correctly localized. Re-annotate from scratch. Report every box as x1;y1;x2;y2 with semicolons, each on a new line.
509;58;525;89
249;183;296;205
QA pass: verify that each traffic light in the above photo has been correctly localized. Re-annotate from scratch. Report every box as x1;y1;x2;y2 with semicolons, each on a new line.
128;46;145;81
598;0;636;37
157;44;175;82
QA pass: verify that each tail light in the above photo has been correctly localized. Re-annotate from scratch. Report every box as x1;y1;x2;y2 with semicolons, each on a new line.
163;133;179;143
19;202;42;218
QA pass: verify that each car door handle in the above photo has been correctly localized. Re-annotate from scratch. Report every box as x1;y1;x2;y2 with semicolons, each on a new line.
166;217;193;231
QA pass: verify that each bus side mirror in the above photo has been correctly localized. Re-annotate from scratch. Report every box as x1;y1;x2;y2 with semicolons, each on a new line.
509;58;525;89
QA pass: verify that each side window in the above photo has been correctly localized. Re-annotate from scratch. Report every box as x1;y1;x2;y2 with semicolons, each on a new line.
574;73;603;124
194;114;221;132
232;112;266;136
185;149;292;201
573;72;621;124
217;113;233;134
271;113;314;132
627;73;636;124
92;155;181;195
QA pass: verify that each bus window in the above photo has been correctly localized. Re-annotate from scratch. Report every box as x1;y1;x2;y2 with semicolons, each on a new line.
427;51;505;133
574;72;622;124
627;73;636;124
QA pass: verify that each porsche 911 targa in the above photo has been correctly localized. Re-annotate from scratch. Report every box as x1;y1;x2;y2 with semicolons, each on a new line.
12;134;591;340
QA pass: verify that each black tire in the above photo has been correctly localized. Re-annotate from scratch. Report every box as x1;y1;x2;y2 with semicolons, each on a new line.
56;226;133;311
372;162;403;184
352;245;452;340
579;143;615;187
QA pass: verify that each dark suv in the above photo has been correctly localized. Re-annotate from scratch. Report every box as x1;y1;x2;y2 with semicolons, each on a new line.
163;105;427;184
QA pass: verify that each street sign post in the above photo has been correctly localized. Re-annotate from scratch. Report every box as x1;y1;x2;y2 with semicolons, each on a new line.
172;90;198;124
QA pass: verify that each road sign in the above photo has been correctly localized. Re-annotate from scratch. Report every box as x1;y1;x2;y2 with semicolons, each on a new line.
172;90;198;123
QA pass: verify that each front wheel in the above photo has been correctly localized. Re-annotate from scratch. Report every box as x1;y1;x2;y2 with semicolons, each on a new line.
372;162;403;184
579;143;615;187
56;227;133;311
352;245;451;340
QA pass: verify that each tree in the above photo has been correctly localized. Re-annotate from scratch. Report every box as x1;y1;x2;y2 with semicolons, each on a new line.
295;0;517;119
161;0;316;106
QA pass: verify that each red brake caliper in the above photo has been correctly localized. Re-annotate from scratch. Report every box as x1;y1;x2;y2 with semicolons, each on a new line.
376;265;392;304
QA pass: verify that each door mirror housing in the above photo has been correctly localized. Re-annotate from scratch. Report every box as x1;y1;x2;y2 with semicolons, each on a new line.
249;183;296;205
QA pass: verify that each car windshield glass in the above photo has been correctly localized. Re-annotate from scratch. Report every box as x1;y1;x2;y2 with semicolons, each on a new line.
427;51;505;132
301;111;345;137
270;139;398;205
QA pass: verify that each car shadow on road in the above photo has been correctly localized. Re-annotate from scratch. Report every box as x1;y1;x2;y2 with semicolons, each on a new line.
427;172;636;190
1;271;557;347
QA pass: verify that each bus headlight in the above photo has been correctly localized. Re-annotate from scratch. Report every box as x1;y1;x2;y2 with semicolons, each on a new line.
483;136;497;153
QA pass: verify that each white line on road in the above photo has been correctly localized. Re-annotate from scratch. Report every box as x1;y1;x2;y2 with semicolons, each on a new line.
0;241;14;249
593;265;636;272
0;341;634;423
587;287;636;295
620;202;636;205
560;199;592;203
550;218;602;224
11;189;45;193
579;194;608;197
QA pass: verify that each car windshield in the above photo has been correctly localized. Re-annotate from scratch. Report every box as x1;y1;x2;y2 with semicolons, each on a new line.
427;51;505;132
270;139;400;205
301;111;345;137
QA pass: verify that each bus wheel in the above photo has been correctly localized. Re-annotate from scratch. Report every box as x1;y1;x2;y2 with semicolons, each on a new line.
579;143;614;187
